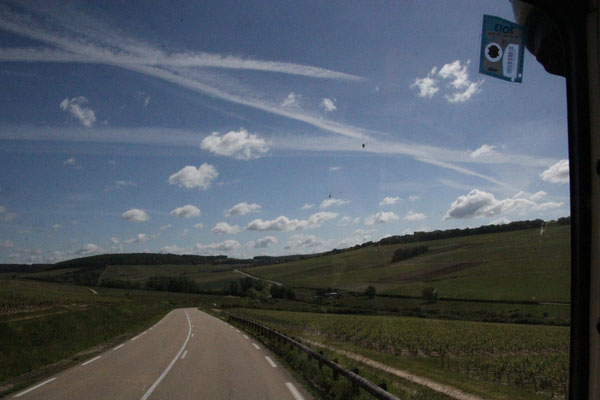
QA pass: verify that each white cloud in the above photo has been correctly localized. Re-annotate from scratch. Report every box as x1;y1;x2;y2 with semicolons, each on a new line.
0;205;17;222
329;166;342;171
64;157;77;166
364;211;400;225
379;196;400;206
408;195;420;202
124;233;149;244
445;81;482;103
247;236;278;249
411;67;439;98
193;223;204;229
530;191;547;201
491;217;510;225
301;203;314;210
201;129;269;160
247;211;338;231
285;234;323;249
211;222;242;235
281;92;299;107
470;144;496;158
404;211;426;221
320;98;337;112
338;233;372;249
161;245;186;254
110;237;120;244
60;96;96;127
0;240;14;249
52;223;61;231
540;159;569;183
337;216;362;226
160;224;172;231
439;60;470;89
194;240;240;253
115;180;137;189
121;208;149;222
170;204;201;219
320;198;350;208
412;61;482;103
225;202;261;217
443;189;563;220
75;243;100;255
138;91;150;107
438;60;483;103
168;164;218;190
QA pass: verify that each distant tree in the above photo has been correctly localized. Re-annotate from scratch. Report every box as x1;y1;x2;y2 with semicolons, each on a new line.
285;287;296;300
245;288;258;299
253;279;265;291
239;277;255;291
228;280;241;296
364;285;376;299
391;246;429;263
422;287;438;304
269;285;295;300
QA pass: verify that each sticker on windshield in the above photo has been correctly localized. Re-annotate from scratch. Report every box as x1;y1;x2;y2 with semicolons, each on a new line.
479;15;525;83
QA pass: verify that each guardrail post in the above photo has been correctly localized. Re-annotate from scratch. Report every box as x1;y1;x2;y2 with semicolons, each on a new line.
333;358;339;380
352;368;360;393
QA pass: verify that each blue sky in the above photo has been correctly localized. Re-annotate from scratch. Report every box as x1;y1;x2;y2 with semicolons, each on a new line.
0;0;570;263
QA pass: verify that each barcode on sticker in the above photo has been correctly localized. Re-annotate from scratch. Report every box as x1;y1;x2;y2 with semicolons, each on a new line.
503;44;518;79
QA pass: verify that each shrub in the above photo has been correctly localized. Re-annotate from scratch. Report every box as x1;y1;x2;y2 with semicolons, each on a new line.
422;287;438;304
391;246;429;263
364;285;376;299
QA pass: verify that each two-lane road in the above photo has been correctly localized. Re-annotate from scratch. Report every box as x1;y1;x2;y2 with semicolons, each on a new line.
13;308;311;400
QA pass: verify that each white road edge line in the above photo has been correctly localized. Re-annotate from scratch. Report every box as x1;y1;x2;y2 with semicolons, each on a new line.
13;378;56;398
139;310;192;400
236;329;240;333
81;356;101;366
252;343;260;350
243;334;249;339
265;356;277;368
113;344;125;351
181;350;188;359
285;382;305;400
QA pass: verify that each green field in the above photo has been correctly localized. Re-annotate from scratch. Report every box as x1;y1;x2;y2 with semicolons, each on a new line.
13;263;241;291
245;225;570;302
0;279;220;395
232;309;569;400
97;264;241;290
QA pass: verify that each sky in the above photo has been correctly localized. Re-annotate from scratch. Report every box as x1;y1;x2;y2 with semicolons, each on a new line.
0;0;570;263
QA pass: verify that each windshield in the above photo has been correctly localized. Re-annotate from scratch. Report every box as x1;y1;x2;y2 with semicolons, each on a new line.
0;1;571;400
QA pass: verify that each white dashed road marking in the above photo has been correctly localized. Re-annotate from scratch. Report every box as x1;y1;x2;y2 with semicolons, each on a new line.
243;335;249;339
13;378;56;398
252;343;260;350
265;356;277;368
139;311;192;400
285;382;305;400
113;344;125;351
181;350;188;359
81;356;101;366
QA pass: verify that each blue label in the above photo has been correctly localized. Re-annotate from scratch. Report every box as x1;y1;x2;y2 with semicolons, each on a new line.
479;15;525;83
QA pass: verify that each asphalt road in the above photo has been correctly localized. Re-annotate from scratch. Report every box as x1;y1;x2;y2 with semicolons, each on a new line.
12;308;312;400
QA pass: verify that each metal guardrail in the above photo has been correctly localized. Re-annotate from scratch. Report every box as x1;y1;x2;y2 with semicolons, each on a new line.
228;315;401;400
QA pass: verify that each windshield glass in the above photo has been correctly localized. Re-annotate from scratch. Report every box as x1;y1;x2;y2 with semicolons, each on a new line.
0;1;570;399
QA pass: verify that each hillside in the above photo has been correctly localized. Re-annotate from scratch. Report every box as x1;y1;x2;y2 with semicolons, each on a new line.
245;224;570;302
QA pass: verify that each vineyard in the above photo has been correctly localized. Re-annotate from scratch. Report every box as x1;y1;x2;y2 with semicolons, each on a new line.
234;309;569;399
